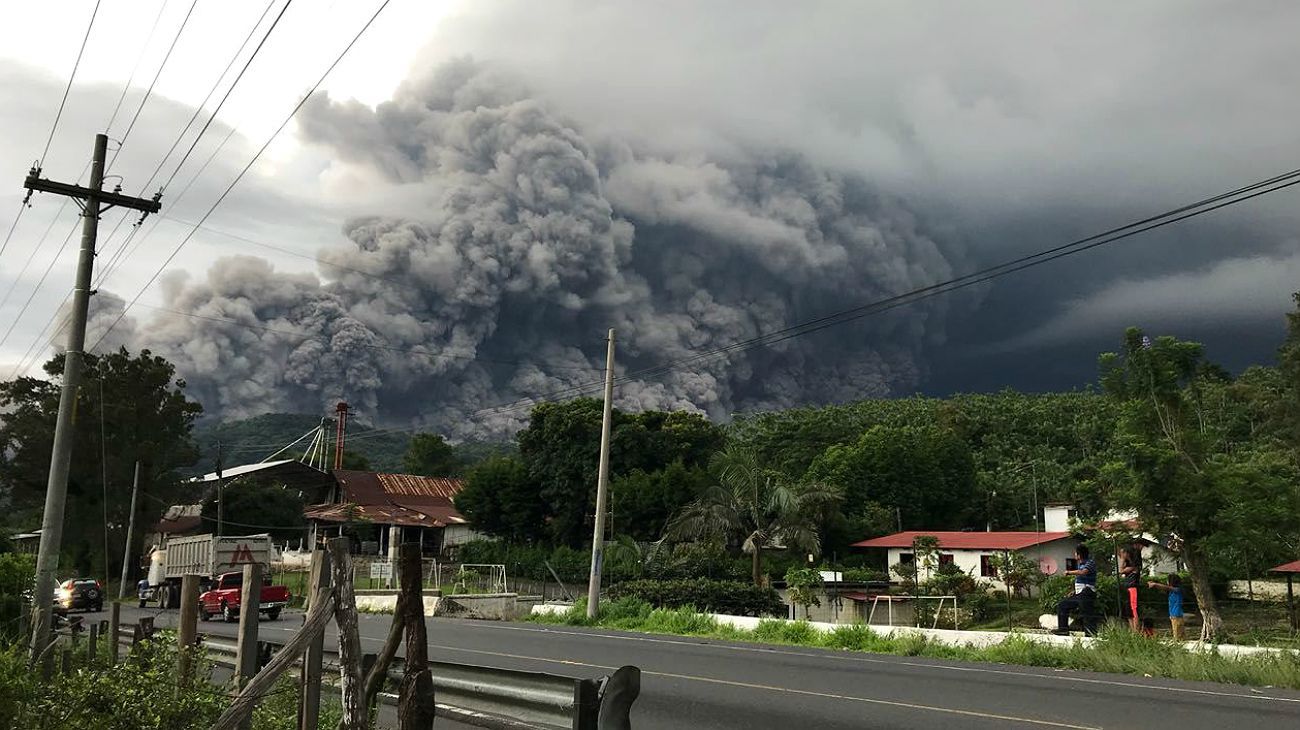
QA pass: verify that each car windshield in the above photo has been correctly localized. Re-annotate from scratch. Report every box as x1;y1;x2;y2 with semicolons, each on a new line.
223;575;243;588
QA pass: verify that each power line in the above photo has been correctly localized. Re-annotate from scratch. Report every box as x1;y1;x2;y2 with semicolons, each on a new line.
104;0;170;134
106;0;200;172
92;1;278;286
96;124;238;287
155;0;291;194
340;166;1300;444
39;0;102;166
88;0;397;355
0;204;27;261
0;219;81;350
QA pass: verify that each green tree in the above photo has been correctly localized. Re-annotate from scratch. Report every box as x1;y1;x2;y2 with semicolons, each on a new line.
1098;327;1300;639
402;433;461;476
200;480;306;543
785;566;824;619
518;399;724;546
1279;292;1300;447
611;461;712;542
805;425;977;542
454;455;547;542
0;348;202;579
667;446;840;586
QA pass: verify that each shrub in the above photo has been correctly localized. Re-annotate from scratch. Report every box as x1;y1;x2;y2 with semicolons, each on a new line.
608;578;785;616
0;554;34;642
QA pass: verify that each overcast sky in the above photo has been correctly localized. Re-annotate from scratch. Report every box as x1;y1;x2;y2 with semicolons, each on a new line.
1;0;1297;418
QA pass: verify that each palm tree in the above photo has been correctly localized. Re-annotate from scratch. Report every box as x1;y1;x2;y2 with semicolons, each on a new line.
666;446;841;586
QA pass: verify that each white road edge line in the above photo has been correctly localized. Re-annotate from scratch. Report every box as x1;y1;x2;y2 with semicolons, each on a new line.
450;620;1300;705
420;640;1100;730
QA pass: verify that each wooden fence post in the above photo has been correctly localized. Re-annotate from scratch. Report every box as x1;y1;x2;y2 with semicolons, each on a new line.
177;574;201;686
235;564;263;687
61;647;73;675
298;548;331;730
398;543;435;730
361;591;406;715
235;563;263;730
210;591;336;730
329;537;367;730
87;623;98;666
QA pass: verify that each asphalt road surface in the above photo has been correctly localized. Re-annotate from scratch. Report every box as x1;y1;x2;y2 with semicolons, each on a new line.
94;605;1300;729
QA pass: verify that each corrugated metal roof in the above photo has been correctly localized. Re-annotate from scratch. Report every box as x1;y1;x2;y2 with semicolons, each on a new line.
303;502;445;528
377;473;462;499
852;531;1074;551
320;470;467;527
1269;559;1300;574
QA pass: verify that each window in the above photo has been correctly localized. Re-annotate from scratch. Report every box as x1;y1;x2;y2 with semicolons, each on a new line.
980;555;998;578
938;554;955;566
899;553;915;564
1065;558;1078;572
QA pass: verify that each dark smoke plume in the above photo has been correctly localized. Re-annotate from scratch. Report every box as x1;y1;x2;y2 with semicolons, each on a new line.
117;59;966;439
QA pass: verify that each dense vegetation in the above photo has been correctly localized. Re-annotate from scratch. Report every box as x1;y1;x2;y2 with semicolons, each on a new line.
0;349;202;578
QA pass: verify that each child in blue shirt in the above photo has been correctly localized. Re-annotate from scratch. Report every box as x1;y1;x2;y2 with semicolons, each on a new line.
1147;574;1186;641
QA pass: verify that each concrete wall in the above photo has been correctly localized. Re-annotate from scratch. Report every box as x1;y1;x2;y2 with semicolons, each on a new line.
355;591;441;616
529;603;1297;659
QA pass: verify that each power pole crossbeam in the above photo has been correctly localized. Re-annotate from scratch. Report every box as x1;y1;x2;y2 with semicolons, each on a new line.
25;134;162;666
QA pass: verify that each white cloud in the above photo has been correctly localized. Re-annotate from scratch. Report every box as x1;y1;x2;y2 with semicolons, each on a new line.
996;245;1300;349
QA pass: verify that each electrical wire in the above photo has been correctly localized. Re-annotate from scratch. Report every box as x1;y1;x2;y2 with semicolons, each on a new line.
92;1;279;287
155;0;291;194
104;0;170;134
337;167;1300;444
106;0;200;171
0;219;82;349
0;203;27;261
88;0;397;355
39;0;102;166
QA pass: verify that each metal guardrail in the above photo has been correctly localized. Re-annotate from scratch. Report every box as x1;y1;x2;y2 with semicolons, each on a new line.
189;637;638;730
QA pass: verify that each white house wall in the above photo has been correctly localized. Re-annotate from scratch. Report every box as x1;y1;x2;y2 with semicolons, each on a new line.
886;539;1079;594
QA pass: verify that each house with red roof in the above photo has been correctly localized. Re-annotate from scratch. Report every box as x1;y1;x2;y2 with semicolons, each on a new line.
851;530;1080;593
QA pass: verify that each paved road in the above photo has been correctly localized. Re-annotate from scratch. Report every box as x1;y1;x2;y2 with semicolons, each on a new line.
99;605;1300;729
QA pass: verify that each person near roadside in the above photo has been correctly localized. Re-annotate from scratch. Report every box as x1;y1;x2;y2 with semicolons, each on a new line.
1054;545;1097;635
1120;545;1142;631
1147;574;1186;641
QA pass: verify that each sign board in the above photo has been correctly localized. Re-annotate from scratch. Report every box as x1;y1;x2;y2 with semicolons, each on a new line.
371;561;393;580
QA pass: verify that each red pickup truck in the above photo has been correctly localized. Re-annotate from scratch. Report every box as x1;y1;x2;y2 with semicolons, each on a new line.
198;571;290;622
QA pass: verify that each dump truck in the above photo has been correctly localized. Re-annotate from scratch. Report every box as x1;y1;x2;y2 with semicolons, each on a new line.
142;533;275;609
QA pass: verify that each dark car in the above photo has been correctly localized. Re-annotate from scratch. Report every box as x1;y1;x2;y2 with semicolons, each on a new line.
55;578;104;613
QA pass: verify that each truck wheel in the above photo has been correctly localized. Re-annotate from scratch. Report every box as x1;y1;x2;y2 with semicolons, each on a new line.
222;602;236;623
266;609;281;621
199;604;211;622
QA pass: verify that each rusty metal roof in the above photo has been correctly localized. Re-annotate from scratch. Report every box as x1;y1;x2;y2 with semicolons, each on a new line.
376;473;462;499
314;470;468;527
303;502;445;528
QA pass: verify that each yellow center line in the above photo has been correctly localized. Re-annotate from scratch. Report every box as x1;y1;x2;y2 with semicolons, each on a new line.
423;641;1101;729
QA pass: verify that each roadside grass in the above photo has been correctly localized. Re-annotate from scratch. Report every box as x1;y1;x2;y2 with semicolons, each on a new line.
527;599;1300;691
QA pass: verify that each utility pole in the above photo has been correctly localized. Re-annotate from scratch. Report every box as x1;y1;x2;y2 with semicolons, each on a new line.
216;440;224;537
333;401;350;470
586;329;616;619
24;133;161;665
118;460;141;600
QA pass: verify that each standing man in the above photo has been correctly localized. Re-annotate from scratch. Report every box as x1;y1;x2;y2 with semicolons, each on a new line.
1054;545;1097;635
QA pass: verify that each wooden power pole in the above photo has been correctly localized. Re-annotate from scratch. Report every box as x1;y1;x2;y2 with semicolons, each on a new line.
586;328;616;619
24;133;161;665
